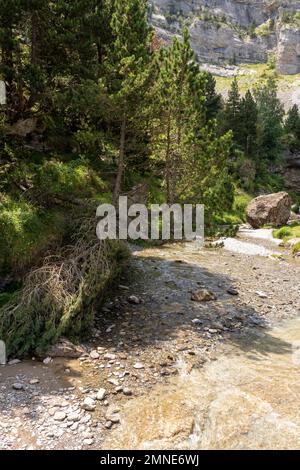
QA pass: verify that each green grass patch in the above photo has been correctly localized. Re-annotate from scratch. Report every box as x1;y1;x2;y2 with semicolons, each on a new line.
0;194;66;274
215;188;252;225
273;223;300;242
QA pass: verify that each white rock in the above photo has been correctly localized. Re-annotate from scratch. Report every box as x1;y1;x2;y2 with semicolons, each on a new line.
104;353;116;360
133;362;144;369
43;357;53;365
8;359;21;365
53;411;66;421
89;350;100;360
96;388;107;401
82;397;96;411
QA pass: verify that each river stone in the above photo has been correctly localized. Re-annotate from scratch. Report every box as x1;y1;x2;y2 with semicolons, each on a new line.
82;397;96;411
128;295;141;304
90;350;100;360
191;289;216;302
96;388;107;401
53;411;66;421
12;383;24;391
246;192;291;229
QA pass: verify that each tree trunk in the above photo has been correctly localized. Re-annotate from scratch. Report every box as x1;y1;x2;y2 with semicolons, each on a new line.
113;113;126;206
29;10;40;107
165;110;173;204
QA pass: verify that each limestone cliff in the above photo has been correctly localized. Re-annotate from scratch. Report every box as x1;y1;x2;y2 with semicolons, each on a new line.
150;0;300;74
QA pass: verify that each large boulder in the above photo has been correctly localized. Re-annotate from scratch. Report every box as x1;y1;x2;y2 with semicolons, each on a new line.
246;192;291;229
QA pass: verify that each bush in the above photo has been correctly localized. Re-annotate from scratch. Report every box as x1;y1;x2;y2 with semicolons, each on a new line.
0;216;129;357
293;242;300;254
0;194;65;275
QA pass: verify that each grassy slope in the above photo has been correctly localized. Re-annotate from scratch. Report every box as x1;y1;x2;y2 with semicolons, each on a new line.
215;63;300;103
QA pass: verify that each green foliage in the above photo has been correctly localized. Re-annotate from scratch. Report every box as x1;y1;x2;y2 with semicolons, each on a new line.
284;104;300;152
272;223;300;255
0;194;65;274
35;159;107;198
150;29;233;220
292;241;300;254
215;188;252;225
254;77;284;161
0;219;130;357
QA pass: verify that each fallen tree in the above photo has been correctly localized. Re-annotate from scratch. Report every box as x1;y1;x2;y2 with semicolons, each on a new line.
0;216;129;357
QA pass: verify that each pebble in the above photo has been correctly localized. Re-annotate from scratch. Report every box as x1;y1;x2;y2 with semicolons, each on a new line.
29;379;39;385
43;357;53;365
227;288;239;296
83;438;94;446
82;397;96;411
104;353;116;360
128;295;141;305
133;362;144;369
53;411;66;422
90;350;100;360
8;359;21;366
255;291;268;299
96;388;107;401
12;383;24;391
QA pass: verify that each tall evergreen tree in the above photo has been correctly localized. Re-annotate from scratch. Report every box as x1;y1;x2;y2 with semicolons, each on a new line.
254;77;284;161
221;77;241;142
284;104;300;152
239;90;258;157
104;0;152;205
151;29;233;218
202;71;222;123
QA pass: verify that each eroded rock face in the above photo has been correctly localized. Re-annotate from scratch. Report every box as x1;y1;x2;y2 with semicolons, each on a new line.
283;152;300;194
277;26;300;75
246;192;292;228
150;0;300;74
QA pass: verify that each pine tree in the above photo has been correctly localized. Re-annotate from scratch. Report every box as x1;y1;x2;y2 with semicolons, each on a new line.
254;77;284;161
284;104;300;152
221;77;241;142
202;71;222;122
104;0;152;205
151;29;206;203
285;105;300;135
151;29;234;217
239;90;258;157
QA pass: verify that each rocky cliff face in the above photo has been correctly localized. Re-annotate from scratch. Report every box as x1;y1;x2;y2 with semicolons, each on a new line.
150;0;300;74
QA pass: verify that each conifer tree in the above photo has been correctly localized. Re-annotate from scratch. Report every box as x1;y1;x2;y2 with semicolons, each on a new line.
221;77;241;141
239;90;258;157
202;71;222;122
105;0;152;205
254;77;284;161
284;104;300;152
151;29;234;218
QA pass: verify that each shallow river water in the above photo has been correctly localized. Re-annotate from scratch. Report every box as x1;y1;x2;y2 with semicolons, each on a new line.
104;231;300;450
104;317;300;450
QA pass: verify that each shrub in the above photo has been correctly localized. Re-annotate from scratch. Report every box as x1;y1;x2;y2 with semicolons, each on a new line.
0;216;129;357
0;194;64;275
292;241;300;254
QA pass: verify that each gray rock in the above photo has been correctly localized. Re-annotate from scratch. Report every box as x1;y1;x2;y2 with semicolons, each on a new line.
12;383;24;391
246;192;291;228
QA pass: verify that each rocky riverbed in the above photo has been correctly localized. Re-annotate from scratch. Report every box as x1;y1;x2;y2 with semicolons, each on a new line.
1;230;300;450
